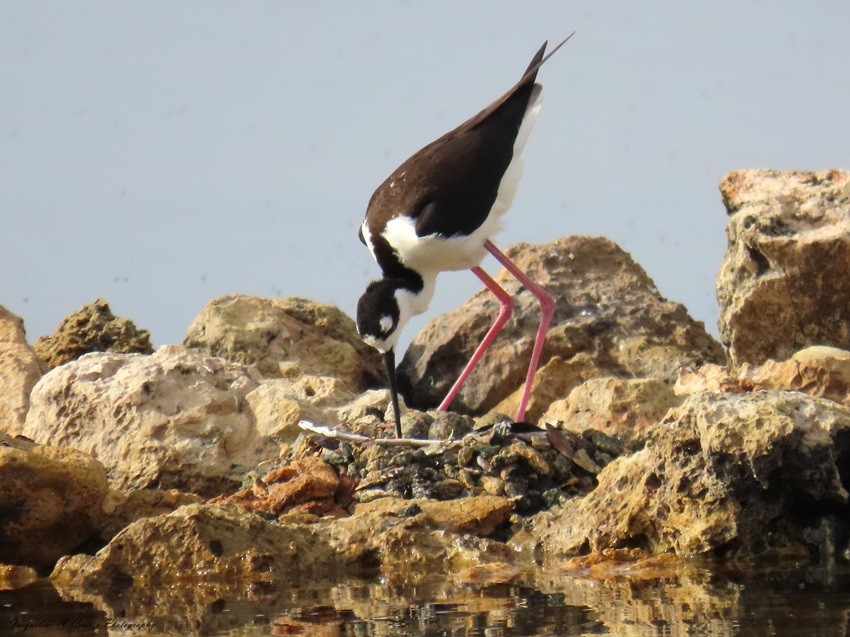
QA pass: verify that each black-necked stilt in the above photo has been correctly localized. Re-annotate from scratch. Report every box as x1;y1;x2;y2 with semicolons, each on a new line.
356;36;572;437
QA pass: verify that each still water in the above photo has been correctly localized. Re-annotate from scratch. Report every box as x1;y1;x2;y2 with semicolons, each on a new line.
2;565;849;636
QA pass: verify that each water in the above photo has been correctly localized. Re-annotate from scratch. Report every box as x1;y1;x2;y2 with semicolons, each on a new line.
2;565;849;636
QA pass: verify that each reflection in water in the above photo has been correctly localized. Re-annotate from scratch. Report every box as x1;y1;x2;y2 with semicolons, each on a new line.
2;566;850;636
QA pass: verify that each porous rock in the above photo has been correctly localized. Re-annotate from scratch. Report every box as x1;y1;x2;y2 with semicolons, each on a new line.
52;496;515;588
184;295;381;392
97;488;203;541
399;236;724;414
542;376;681;446
22;345;275;496
717;169;850;365
491;353;603;424
530;391;850;562
0;305;44;434
0;433;108;569
33;299;152;370
676;345;850;409
0;564;39;590
247;373;356;442
51;503;336;588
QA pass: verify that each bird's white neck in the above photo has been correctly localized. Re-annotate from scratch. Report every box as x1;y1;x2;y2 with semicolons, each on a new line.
395;271;436;320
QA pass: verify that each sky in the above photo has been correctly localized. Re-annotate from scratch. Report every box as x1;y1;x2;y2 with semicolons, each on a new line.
2;2;849;353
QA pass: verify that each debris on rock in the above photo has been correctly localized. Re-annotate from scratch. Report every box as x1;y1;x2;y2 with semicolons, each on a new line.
33;299;152;370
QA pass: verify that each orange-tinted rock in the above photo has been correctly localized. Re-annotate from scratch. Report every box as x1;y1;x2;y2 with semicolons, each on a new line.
33;299;152;370
717;169;850;365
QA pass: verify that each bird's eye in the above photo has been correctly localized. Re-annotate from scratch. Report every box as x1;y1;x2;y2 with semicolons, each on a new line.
379;315;394;334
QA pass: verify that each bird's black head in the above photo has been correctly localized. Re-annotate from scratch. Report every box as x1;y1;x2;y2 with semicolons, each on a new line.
356;278;408;354
357;278;411;438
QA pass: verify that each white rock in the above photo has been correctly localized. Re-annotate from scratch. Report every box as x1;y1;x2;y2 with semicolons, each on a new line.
23;345;274;495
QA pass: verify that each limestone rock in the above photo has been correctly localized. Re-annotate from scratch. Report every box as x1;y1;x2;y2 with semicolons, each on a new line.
0;433;108;569
22;345;274;496
328;496;515;576
33;299;152;370
0;305;45;434
52;496;515;588
531;391;850;561
717;169;850;365
335;388;407;431
398;236;724;415
542;377;681;446
743;346;850;406
97;488;203;541
51;503;338;588
676;346;850;408
0;564;38;590
184;295;382;392
247;374;356;442
674;364;738;396
491;353;603;424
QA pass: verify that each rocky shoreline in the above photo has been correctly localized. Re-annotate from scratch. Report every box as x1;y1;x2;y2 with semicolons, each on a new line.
2;169;850;625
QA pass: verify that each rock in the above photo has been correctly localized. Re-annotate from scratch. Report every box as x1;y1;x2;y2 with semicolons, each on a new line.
453;562;520;585
52;496;515;588
0;305;44;434
530;391;850;562
184;295;382;392
0;564;38;590
247;373;356;442
717;169;850;365
675;346;850;408
408;495;513;536
0;433;108;569
542;377;681;446
97;488;203;541
427;411;475;440
328;496;516;576
398;236;724;414
491;353;603;424
336;389;406;432
51;503;341;588
212;456;350;518
33;299;152;370
674;364;738;396
743;346;850;406
22;345;275;496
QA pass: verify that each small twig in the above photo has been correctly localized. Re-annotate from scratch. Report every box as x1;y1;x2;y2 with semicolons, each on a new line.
298;420;437;447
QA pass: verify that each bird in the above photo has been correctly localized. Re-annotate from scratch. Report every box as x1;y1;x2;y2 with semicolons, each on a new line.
356;36;572;438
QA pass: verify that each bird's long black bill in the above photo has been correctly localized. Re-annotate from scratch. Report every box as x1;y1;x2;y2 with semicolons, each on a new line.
383;349;403;439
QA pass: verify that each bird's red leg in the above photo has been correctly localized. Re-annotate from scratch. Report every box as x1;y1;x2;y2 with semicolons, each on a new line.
484;239;554;422
437;266;514;412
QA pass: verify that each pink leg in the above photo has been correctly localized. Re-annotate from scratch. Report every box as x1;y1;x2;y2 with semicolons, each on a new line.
484;240;555;422
437;266;514;412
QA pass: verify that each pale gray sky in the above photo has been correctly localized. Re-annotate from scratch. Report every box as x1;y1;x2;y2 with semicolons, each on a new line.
2;2;849;351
